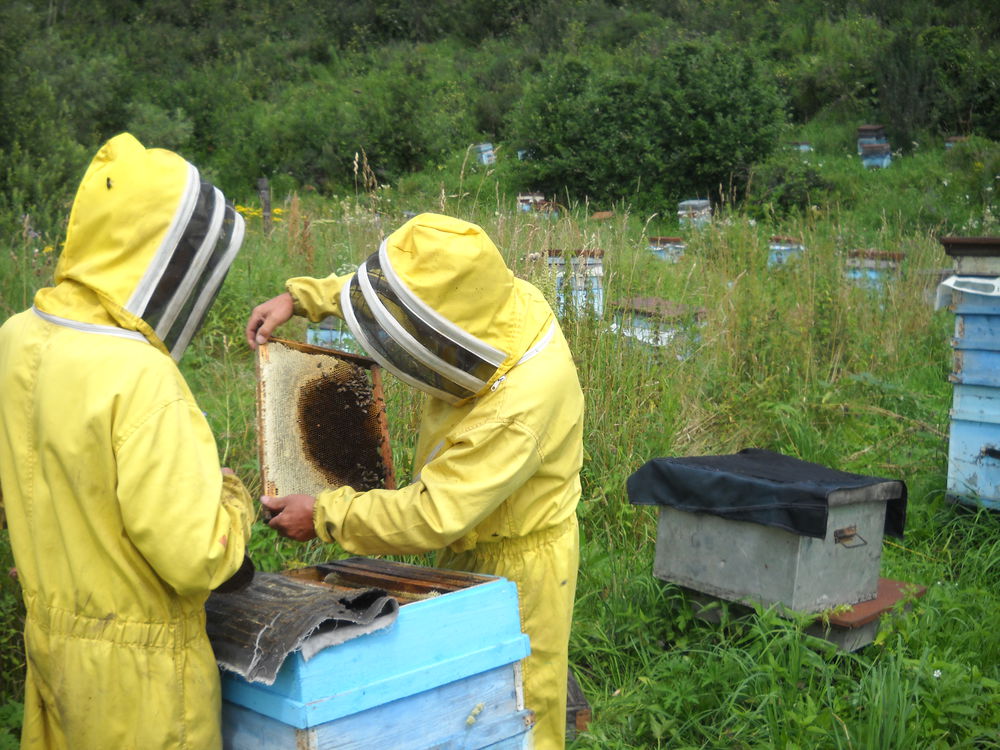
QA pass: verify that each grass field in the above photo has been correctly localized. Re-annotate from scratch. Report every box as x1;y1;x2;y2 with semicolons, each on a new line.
2;139;999;748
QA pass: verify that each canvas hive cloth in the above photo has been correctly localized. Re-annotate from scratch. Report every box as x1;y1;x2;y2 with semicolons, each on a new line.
627;448;907;539
206;572;399;685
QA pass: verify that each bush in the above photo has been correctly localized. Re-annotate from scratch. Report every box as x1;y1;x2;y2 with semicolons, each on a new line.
745;148;840;218
505;36;787;212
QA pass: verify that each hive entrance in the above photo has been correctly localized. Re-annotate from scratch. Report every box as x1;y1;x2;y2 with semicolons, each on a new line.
257;338;394;497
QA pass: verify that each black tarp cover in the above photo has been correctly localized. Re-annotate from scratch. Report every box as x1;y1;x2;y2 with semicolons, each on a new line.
627;448;906;539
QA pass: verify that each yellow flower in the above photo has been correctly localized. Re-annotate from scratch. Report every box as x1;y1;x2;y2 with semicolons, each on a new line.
42;245;54;254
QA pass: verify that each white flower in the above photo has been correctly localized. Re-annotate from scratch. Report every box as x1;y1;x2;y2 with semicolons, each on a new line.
933;669;942;679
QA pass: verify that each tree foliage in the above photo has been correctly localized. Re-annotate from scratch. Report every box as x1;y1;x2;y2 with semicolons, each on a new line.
506;37;786;209
0;0;998;236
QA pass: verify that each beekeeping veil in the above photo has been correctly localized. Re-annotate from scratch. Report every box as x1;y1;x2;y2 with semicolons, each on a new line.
339;214;532;404
39;132;245;361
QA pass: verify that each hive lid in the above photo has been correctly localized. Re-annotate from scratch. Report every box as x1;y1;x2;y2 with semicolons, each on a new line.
939;236;1000;258
256;337;395;498
627;448;906;539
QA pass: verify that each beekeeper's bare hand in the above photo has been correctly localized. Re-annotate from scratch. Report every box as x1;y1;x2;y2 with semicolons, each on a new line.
260;494;317;541
245;292;294;349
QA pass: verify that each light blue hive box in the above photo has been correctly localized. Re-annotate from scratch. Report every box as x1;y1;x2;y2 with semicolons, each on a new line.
939;273;1000;509
221;558;533;750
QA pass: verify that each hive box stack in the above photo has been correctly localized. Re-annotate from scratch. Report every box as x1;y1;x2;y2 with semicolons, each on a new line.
857;125;891;169
628;449;921;651
546;249;605;319
937;237;1000;510
220;558;534;750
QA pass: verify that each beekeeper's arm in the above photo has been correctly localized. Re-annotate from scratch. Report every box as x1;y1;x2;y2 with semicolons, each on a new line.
116;394;254;595
245;274;350;349
312;419;541;554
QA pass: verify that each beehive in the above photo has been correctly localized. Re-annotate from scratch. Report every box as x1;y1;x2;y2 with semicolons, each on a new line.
768;236;805;267
938;274;1000;509
220;558;533;750
628;450;907;614
609;296;706;351
546;249;604;318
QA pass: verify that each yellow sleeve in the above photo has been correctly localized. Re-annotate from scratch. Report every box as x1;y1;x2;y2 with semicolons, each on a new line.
116;397;254;596
313;420;541;555
286;273;353;323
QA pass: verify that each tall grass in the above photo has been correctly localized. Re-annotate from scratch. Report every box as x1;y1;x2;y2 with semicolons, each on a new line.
1;141;999;747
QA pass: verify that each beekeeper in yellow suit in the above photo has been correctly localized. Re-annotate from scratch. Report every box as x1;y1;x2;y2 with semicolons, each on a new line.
0;133;255;750
245;213;584;750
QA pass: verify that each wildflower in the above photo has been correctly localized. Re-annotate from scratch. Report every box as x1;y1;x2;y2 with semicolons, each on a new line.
933;669;942;679
42;245;54;254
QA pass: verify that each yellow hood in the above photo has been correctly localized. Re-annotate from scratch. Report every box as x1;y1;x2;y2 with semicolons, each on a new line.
34;132;244;360
339;213;551;403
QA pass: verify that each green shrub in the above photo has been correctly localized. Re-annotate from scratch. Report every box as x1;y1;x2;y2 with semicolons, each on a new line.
745;148;840;218
506;35;786;211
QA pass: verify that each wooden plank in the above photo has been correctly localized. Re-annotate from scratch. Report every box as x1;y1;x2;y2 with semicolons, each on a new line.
318;557;495;595
826;578;927;629
221;577;530;727
223;664;532;750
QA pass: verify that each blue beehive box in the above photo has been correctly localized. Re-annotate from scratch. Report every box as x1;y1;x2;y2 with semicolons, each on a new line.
546;249;604;318
948;385;1000;510
768;236;805;267
937;276;1000;509
946;280;1000;388
609;297;706;357
678;199;711;229
648;236;686;263
221;558;533;749
845;250;903;291
860;143;891;169
305;316;359;352
475;143;497;165
856;124;887;154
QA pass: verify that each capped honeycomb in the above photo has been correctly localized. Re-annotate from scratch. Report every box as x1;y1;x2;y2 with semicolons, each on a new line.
256;338;394;498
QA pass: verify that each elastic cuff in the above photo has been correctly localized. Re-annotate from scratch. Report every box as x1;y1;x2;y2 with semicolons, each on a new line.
313;496;334;543
284;284;307;318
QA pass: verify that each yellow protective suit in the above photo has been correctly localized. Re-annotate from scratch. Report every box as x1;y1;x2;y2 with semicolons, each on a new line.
0;134;253;750
287;214;584;750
